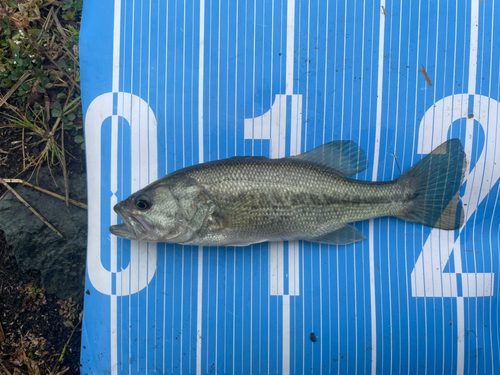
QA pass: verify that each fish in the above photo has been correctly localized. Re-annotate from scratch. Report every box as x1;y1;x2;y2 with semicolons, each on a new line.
109;139;466;246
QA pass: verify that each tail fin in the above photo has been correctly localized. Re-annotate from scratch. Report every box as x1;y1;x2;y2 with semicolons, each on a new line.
397;139;467;230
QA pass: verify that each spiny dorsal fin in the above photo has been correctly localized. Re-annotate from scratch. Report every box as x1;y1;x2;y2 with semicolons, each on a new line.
291;140;368;177
225;155;269;162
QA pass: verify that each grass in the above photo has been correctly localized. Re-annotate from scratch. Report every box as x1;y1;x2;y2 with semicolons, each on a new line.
0;0;84;155
0;0;85;210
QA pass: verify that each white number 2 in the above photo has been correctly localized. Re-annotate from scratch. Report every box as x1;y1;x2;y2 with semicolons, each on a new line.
411;94;499;297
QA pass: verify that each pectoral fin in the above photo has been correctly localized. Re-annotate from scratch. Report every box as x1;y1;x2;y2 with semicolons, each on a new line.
222;190;267;229
309;225;366;245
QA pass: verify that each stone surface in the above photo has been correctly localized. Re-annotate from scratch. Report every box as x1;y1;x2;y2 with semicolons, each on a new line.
0;168;87;302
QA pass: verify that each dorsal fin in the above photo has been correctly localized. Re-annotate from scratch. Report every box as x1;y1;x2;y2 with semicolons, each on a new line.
291;140;368;176
225;155;269;162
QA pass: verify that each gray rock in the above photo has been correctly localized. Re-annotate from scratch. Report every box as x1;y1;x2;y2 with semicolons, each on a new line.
0;168;87;303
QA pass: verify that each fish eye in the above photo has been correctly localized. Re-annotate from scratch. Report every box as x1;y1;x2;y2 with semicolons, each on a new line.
135;196;151;210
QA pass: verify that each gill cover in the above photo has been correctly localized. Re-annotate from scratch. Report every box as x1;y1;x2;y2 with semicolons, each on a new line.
167;181;217;243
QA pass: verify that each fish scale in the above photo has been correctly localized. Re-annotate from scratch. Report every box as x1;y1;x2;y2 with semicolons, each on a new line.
182;159;406;246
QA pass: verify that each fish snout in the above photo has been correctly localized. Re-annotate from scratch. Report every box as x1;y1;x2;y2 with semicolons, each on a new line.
109;204;144;240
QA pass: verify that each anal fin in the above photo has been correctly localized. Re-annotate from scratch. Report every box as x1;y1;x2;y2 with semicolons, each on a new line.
309;225;366;245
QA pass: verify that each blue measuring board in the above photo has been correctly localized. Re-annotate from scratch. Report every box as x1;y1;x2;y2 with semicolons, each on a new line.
79;0;500;374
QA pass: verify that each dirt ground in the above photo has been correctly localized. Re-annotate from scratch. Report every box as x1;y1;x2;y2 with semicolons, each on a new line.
0;125;85;375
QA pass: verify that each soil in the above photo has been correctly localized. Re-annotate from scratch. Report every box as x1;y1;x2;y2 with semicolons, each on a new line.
0;125;86;374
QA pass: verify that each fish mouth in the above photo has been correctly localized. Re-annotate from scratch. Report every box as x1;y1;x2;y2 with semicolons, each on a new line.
109;205;146;240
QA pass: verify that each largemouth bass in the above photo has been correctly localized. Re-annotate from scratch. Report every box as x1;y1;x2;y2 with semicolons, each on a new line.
109;139;466;246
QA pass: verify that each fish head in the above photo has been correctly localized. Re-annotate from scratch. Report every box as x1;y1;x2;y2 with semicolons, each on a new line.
109;184;189;242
